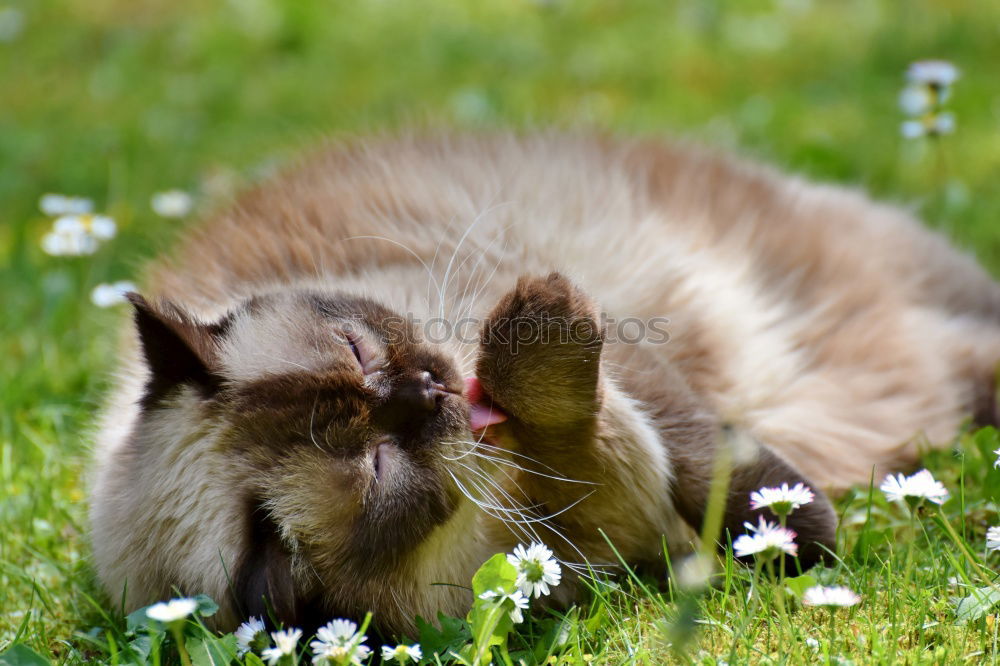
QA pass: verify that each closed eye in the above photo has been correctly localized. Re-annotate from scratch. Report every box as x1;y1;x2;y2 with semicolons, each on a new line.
341;328;378;375
346;333;363;366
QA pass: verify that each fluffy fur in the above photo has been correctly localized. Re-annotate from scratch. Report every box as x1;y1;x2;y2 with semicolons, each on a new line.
90;133;1000;634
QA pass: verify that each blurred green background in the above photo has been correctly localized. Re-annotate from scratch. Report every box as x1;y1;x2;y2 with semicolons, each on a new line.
2;0;999;656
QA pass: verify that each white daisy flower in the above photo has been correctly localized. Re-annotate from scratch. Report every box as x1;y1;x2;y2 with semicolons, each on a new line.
39;193;93;216
145;597;198;623
53;213;117;240
749;482;814;517
879;469;949;506
898;85;932;116
900;114;954;139
380;643;423;663
0;6;25;43
907;60;959;88
675;552;714;591
932;112;956;135
802;585;861;608
151;189;194;218
309;618;371;665
987;526;1000;552
262;628;302;665
41;228;99;256
507;542;562;598
91;215;116;239
52;215;84;235
479;587;530;624
235;616;268;657
900;119;926;139
91;281;137;308
732;516;798;560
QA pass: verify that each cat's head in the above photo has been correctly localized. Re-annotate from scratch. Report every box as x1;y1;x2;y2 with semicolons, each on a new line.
127;289;493;630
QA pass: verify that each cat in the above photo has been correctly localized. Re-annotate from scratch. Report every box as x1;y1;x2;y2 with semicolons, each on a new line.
89;132;1000;636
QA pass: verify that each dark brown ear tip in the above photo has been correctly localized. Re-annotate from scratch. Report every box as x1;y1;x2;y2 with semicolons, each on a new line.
125;292;150;310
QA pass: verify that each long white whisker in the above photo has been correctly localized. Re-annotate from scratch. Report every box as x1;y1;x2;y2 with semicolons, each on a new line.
465;466;599;526
470;440;569;477
451;458;600;570
450;221;512;324
461;229;511;317
439;215;484;322
446;470;539;546
427;214;464;315
426;216;452;309
461;460;578;557
343;235;443;309
460;471;549;546
450;432;573;480
453;461;543;518
255;352;312;372
308;394;323;452
439;199;511;322
456;233;513;368
447;443;597;486
446;468;611;576
447;457;550;546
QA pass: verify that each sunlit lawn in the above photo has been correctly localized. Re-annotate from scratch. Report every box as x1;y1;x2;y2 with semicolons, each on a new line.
3;0;1000;663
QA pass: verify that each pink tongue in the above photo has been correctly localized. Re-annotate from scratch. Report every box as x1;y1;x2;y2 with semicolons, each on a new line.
464;377;508;431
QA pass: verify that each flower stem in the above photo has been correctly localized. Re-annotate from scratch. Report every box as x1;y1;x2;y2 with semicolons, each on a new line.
473;603;505;666
169;626;192;666
903;509;917;591
828;609;836;652
730;557;764;661
935;505;993;583
777;514;789;622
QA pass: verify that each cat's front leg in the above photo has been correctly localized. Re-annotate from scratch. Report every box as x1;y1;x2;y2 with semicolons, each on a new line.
473;273;684;565
476;272;604;439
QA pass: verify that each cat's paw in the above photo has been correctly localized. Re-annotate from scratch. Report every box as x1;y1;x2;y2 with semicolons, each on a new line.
475;272;603;430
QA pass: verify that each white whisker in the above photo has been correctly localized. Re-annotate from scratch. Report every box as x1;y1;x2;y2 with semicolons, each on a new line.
450;222;512;322
469;440;569;477
344;235;444;310
308;393;323;452
446;455;599;570
255;352;312;372
446;470;538;546
427;215;455;310
439;199;511;322
447;441;597;486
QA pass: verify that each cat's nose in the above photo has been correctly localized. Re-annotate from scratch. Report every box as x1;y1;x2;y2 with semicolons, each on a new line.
377;370;459;433
397;371;450;413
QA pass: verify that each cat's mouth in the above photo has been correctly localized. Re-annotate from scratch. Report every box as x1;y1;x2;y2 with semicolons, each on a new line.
463;377;508;432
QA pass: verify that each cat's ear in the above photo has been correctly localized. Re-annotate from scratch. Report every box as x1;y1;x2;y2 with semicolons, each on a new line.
127;293;227;405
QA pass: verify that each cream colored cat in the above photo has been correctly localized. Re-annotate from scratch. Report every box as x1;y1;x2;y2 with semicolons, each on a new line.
90;133;1000;635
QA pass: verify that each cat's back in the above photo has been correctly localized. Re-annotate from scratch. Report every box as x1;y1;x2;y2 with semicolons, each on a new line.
148;132;971;315
135;132;1000;487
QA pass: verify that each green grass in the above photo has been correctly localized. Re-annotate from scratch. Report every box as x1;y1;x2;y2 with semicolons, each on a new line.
3;0;1000;663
